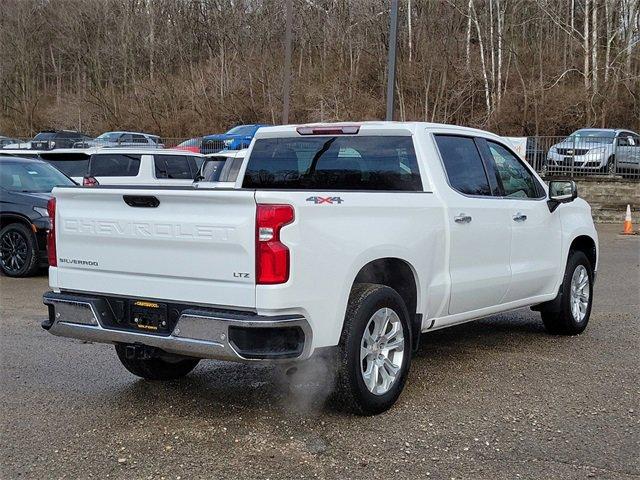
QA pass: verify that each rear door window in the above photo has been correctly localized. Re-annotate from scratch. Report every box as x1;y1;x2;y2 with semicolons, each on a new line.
434;135;492;196
39;153;91;177
89;154;141;177
154;155;192;179
243;136;422;191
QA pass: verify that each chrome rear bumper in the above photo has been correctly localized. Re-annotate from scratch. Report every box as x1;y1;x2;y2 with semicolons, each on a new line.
43;291;312;362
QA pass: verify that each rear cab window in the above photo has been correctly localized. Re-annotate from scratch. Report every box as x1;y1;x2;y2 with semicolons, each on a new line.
242;136;422;191
39;153;91;177
89;154;141;177
154;155;194;179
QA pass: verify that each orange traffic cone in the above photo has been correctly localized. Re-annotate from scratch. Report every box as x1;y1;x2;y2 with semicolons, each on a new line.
621;205;635;235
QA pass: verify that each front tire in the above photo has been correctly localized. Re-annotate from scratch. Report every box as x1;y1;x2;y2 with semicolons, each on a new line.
115;344;200;380
0;223;40;277
606;156;616;175
333;283;412;415
542;251;594;335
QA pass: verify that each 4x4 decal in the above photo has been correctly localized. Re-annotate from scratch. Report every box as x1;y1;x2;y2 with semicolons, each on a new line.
306;196;344;205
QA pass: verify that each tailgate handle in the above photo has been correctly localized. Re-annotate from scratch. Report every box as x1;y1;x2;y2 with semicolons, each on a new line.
123;195;160;208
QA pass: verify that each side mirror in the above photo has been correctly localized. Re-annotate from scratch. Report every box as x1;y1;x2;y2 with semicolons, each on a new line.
547;180;577;212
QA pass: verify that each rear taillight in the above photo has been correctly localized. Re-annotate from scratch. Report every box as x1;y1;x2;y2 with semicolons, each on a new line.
256;204;294;284
83;175;99;187
47;197;57;267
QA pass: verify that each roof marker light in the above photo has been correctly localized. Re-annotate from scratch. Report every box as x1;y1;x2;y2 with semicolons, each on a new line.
296;125;360;135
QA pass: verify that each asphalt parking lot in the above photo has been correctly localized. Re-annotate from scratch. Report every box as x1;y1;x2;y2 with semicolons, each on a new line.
1;224;638;480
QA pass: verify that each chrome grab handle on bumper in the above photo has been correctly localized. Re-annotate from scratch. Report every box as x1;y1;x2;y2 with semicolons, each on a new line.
513;212;528;222
454;214;472;224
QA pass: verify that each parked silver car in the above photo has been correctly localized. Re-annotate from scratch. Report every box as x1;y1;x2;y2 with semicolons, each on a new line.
74;131;163;149
546;128;640;175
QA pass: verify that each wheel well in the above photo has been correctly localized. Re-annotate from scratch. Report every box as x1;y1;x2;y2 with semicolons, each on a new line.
570;235;597;268
0;214;32;231
353;258;418;317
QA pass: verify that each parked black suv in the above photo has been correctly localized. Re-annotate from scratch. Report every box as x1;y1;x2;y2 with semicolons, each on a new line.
0;156;75;277
30;130;93;150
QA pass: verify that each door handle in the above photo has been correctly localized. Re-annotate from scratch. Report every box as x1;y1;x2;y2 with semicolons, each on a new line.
513;212;527;222
454;214;472;224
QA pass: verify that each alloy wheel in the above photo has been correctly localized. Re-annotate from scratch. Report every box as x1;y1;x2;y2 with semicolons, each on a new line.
0;230;29;274
360;307;405;395
570;265;590;323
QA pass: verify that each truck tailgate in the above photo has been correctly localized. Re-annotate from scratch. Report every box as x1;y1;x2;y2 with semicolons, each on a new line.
51;187;256;308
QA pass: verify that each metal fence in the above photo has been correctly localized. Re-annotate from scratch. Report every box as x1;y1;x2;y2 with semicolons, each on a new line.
2;134;639;180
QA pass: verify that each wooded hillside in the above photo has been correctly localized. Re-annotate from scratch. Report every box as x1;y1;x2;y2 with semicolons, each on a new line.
1;0;638;137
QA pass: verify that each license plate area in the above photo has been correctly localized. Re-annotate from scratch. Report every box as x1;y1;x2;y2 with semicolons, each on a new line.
129;301;169;334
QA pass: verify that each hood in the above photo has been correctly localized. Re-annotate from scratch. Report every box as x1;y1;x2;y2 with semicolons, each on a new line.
204;133;235;141
9;191;52;208
553;139;612;149
204;132;254;141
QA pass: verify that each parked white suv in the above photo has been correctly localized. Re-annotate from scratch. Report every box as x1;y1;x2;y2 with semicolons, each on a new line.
31;148;205;185
42;122;598;415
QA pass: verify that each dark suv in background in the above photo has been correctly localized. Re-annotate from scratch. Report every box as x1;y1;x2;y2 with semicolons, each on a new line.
30;130;93;150
0;156;75;277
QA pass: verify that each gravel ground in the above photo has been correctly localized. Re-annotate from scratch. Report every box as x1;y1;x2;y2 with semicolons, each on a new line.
1;224;638;480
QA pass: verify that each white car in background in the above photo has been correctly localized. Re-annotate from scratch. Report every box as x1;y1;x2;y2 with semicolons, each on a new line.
1;141;32;149
16;148;204;185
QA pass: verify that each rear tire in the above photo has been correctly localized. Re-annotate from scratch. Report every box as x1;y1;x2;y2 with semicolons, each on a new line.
0;223;40;277
115;344;200;380
541;251;593;335
332;283;412;415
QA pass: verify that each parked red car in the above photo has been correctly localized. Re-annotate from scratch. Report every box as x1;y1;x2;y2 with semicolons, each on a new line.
175;137;202;153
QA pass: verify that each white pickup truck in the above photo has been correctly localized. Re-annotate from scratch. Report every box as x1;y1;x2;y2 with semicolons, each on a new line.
42;122;598;415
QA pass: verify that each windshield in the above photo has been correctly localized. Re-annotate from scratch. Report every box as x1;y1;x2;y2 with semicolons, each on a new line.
96;132;122;141
568;130;616;144
39;153;90;177
226;125;255;136
0;161;74;192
